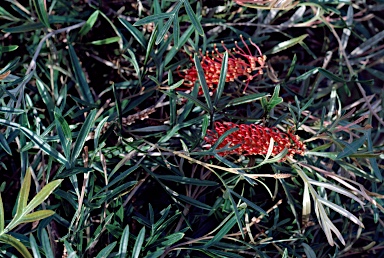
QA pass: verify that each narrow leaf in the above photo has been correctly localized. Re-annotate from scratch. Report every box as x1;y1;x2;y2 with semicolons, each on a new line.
184;0;204;35
32;0;50;28
70;109;97;165
132;227;145;258
79;10;99;36
68;44;94;103
0;234;33;258
16;167;32;218
118;226;130;258
119;18;147;48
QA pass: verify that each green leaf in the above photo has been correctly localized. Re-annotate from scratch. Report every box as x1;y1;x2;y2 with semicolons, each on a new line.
2;22;46;33
70;109;97;165
261;85;283;113
156;15;174;45
228;190;267;215
54;110;72;159
134;13;172;26
183;0;204;35
0;6;21;21
177;91;210;113
0;106;24;114
177;194;212;210
19;210;55;224
302;243;316;258
0;45;19;53
204;210;245;247
214;51;228;107
119;18;147;49
68;44;94;103
335;134;367;160
118;226;129;258
79;10;99;36
36;79;54;120
156;175;218;186
125;49;142;86
90;36;121;45
158;232;184;246
96;242;117;258
193;54;213;112
225;92;269;107
267;34;308;54
29;234;42;258
0;133;12;155
0;119;68;166
0;193;4;232
24;180;62;215
0;234;33;258
32;0;50;28
132;227;145;258
41;229;54;258
164;25;194;66
16;167;32;219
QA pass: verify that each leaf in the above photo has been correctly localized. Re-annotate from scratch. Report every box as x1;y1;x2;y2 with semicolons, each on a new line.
302;182;311;226
68;44;94;103
204;210;245;247
119;18;147;49
0;119;68;166
214;51;228;107
318;197;364;227
96;242;117;258
54;110;72;159
22;179;63;218
132;227;145;258
302;243;316;258
0;45;19;53
0;106;24;114
193;54;213;112
0;234;33;258
70;109;96;165
118;226;129;258
225;92;269;107
19;210;55;224
0;193;4;232
79;10;99;36
29;234;42;258
134;13;172;26
32;0;50;28
0;132;12;155
267;34;308;54
90;36;121;45
36;79;54;120
177;194;212;210
177;91;210;113
156;15;174;45
16;167;32;219
350;30;384;56
41;229;54;258
184;0;204;35
158;232;184;246
156;175;218;186
335;134;367;160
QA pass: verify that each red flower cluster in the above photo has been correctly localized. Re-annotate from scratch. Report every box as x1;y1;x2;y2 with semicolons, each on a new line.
204;122;305;160
180;35;266;94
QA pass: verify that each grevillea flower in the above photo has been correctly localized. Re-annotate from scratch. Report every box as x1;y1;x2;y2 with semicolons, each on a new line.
204;122;305;161
179;35;266;94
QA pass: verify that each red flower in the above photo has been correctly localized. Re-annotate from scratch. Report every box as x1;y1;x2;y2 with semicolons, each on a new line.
204;122;305;161
179;35;266;94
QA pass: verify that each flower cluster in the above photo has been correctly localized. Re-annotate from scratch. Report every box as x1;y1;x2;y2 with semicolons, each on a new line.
180;35;266;94
204;122;305;160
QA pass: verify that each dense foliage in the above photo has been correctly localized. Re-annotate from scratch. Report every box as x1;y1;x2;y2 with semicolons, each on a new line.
0;0;383;257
